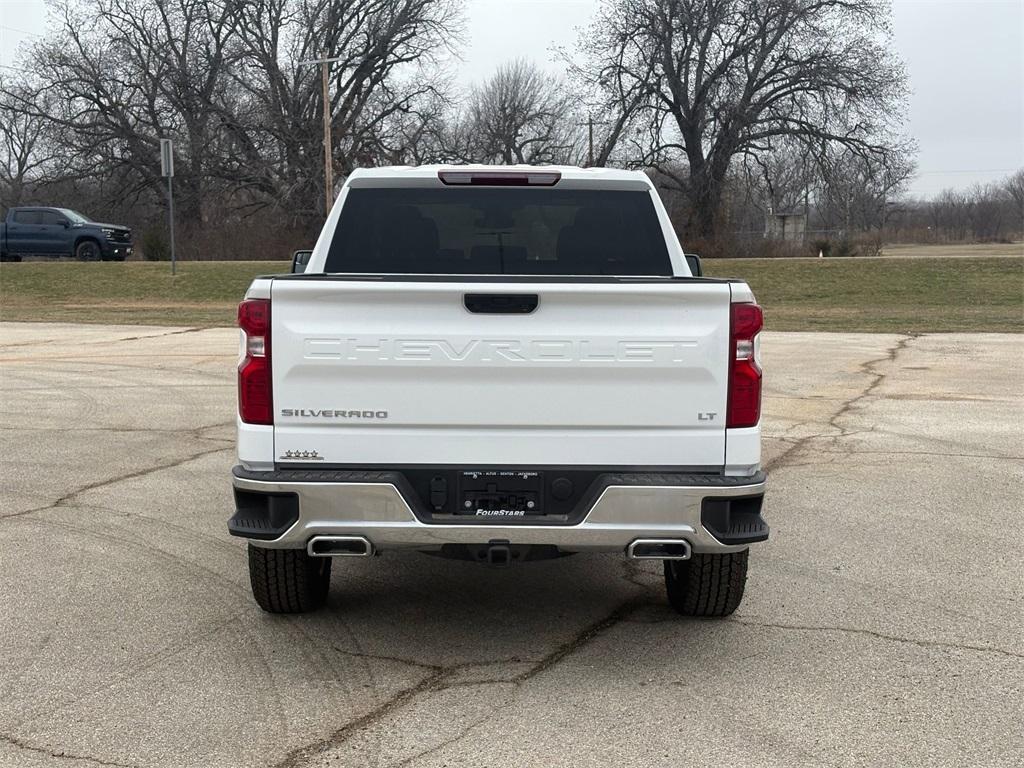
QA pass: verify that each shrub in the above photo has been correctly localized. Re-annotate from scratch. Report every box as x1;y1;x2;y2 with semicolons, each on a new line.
832;239;857;258
140;228;169;261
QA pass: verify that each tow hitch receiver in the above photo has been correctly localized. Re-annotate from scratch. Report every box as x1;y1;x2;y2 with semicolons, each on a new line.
486;543;512;567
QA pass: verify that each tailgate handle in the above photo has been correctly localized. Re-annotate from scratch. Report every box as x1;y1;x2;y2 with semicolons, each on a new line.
464;293;539;314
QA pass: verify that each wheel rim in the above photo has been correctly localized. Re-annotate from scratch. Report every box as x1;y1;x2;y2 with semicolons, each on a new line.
80;243;99;261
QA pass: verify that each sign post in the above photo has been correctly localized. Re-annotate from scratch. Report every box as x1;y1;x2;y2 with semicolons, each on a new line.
160;138;176;275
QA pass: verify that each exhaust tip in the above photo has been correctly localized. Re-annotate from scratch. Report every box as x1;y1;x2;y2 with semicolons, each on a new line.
307;535;373;558
627;539;692;560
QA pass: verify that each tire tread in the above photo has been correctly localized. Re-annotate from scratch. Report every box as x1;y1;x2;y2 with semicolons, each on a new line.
664;550;748;617
248;545;330;613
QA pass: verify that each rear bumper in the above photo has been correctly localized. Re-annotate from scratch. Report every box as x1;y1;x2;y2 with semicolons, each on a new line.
229;467;768;555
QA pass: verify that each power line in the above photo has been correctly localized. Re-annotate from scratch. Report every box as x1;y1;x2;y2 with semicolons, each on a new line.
0;24;43;38
915;168;1017;175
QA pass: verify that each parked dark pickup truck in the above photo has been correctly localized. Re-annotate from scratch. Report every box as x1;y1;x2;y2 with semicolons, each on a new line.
0;207;133;262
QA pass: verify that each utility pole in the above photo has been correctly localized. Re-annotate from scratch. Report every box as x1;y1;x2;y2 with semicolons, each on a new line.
299;51;343;216
578;114;597;167
587;114;594;168
319;52;333;215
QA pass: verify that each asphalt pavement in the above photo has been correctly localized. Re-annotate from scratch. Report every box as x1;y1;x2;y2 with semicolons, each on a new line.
0;323;1021;768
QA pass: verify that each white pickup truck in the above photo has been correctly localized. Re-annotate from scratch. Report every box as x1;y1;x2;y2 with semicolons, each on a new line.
229;166;768;616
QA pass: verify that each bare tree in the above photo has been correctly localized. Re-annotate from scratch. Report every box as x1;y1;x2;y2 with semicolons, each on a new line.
3;0;240;221
577;0;914;238
816;145;915;234
739;141;815;220
928;189;970;241
1003;169;1024;229
225;0;460;214
895;171;1024;244
964;182;1009;241
2;0;460;222
445;60;579;165
0;82;62;210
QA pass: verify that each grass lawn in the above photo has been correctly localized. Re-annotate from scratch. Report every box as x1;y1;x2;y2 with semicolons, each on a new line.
0;261;288;327
704;256;1022;332
880;242;1023;259
1;256;1021;332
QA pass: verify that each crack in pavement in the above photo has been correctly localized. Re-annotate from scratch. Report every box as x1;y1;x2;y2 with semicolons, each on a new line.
0;421;234;437
808;448;1024;462
0;382;233;391
614;611;1024;661
832;422;1023;461
0;733;139;768
382;595;663;766
828;334;920;433
10;612;249;732
117;327;208;341
389;699;508;768
271;665;469;768
728;618;1024;660
0;444;232;521
275;598;650;768
274;497;665;766
0;326;209;351
331;648;533;674
764;333;919;472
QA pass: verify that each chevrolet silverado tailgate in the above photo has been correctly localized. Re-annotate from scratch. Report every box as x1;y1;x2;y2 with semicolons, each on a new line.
270;278;731;467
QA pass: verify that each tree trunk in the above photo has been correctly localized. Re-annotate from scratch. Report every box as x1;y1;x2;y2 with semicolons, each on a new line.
173;171;204;224
686;140;736;240
688;167;724;239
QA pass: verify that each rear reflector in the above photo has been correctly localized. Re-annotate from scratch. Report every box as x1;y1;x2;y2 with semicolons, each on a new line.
438;170;561;187
238;298;272;425
727;303;763;429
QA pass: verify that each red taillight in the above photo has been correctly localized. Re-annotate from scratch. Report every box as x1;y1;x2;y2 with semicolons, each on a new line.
238;298;272;425
727;302;763;428
438;170;561;186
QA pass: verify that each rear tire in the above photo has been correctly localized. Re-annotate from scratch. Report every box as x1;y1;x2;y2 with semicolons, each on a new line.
248;545;331;614
664;550;748;617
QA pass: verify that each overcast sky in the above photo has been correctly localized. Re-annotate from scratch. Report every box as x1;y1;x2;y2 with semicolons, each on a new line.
2;0;1021;198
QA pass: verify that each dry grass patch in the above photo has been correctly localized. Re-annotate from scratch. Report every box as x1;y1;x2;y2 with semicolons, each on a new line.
2;256;1021;332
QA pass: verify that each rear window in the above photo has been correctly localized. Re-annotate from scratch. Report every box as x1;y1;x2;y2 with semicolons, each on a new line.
12;210;40;225
324;188;672;275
